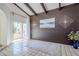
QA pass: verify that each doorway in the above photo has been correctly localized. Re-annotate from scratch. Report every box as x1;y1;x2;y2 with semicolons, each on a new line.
13;22;27;42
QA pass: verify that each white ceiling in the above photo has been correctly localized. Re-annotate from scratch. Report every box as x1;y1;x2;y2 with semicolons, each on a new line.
29;3;44;14
5;3;27;17
5;3;73;16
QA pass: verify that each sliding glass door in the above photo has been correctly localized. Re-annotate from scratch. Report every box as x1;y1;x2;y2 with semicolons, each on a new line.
13;22;27;40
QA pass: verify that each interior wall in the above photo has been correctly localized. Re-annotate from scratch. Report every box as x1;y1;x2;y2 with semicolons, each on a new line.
9;9;30;44
30;4;79;45
0;4;11;46
0;3;30;46
0;9;7;46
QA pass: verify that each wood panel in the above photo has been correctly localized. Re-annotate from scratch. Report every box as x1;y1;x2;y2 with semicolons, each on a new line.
30;4;79;45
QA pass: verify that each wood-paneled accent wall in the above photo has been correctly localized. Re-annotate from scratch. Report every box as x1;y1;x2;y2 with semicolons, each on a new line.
30;4;79;45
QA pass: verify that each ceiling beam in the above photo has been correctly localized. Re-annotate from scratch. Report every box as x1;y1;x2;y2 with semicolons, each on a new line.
13;3;30;16
73;3;79;6
59;3;62;10
59;3;65;11
24;3;37;16
40;3;47;14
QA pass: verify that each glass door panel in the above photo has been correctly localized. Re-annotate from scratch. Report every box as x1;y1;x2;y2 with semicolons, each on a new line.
13;22;27;40
23;23;27;39
14;22;22;39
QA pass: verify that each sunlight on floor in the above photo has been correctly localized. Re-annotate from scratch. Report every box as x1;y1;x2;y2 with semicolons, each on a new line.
0;40;79;56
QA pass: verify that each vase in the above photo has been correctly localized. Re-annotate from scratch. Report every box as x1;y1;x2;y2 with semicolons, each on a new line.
73;40;79;49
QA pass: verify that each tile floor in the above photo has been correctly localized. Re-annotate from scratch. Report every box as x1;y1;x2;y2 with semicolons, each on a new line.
0;39;79;56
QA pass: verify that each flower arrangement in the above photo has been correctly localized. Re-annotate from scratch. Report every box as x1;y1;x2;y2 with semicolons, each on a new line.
68;31;79;41
68;31;79;49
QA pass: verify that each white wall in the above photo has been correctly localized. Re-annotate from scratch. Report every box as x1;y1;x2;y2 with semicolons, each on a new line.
27;16;30;39
0;3;30;46
0;3;11;46
0;9;7;46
